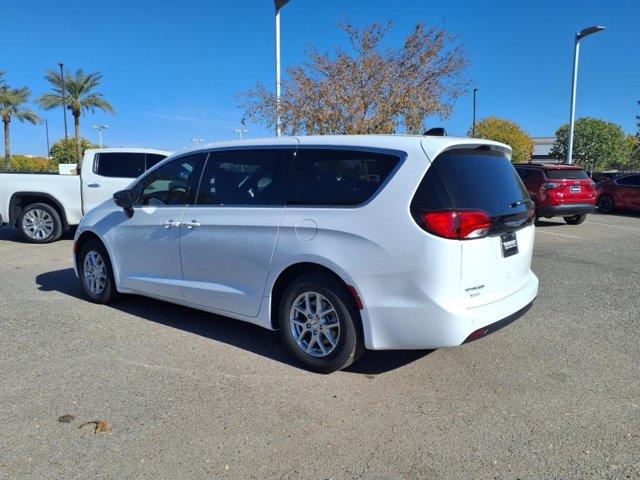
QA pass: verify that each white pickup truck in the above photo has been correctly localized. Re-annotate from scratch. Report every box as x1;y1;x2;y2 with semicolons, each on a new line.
0;148;171;243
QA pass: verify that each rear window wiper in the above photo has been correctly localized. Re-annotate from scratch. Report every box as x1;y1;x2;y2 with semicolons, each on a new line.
509;200;528;208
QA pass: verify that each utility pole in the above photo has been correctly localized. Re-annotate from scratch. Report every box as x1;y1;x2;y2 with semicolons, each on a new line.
58;63;68;142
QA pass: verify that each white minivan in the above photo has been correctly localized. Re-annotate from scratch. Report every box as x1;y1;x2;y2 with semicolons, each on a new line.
74;135;538;372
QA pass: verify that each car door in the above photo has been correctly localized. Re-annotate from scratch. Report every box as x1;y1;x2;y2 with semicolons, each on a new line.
616;175;640;210
179;147;294;317
111;152;206;299
83;152;147;214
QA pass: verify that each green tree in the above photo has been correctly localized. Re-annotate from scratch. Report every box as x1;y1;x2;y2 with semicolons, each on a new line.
37;68;114;168
550;117;630;172
240;21;469;135
10;155;56;173
470;117;533;163
49;137;98;165
0;85;41;171
625;135;640;171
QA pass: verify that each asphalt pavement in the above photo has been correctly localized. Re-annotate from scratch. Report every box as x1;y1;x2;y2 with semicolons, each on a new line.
0;213;638;479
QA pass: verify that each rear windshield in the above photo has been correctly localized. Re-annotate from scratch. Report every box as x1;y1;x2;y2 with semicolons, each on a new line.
545;169;589;180
411;150;530;217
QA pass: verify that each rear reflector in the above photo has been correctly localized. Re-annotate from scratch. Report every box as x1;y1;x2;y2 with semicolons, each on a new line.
466;327;489;342
419;210;492;240
347;285;364;310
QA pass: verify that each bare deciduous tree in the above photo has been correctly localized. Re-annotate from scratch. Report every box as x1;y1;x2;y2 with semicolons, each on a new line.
239;21;469;135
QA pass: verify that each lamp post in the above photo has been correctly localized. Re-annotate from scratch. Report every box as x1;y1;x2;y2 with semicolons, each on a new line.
566;26;605;165
275;0;290;137
44;119;50;158
234;128;248;140
472;88;479;137
92;124;109;148
58;63;68;142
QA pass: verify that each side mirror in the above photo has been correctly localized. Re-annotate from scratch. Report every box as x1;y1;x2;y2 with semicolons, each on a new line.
113;190;134;218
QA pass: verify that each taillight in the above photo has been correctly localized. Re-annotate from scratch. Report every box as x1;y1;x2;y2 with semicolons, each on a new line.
418;210;492;240
542;182;558;190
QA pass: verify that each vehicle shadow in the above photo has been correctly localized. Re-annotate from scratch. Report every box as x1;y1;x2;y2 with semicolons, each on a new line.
35;267;430;375
0;226;75;242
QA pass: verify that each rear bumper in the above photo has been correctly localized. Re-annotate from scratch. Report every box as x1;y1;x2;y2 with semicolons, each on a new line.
537;203;594;217
362;271;539;350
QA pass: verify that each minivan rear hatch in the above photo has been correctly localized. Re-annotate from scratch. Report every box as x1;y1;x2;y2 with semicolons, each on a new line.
411;148;535;307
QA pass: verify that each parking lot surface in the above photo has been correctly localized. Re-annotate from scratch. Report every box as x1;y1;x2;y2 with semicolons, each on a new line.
1;213;639;479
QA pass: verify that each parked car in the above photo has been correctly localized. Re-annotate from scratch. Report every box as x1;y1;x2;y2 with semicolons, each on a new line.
73;136;538;373
597;174;640;213
0;148;171;243
514;163;596;224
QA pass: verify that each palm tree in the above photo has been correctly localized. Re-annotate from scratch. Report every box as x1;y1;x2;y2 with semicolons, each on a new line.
37;68;114;168
0;85;41;171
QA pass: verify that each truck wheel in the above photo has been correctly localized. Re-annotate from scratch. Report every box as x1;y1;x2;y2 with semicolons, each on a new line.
79;239;117;304
18;203;63;243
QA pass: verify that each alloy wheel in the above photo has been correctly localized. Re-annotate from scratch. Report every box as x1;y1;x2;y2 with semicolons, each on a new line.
289;292;341;358
21;208;54;241
83;251;107;295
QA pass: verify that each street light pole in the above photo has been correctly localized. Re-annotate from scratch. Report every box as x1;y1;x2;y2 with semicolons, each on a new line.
234;128;248;140
566;26;605;165
275;0;290;137
58;63;68;142
92;124;109;148
44;119;50;158
472;88;479;137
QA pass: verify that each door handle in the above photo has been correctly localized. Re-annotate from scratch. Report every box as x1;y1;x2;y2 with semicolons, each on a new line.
87;183;101;188
182;220;201;229
163;220;180;229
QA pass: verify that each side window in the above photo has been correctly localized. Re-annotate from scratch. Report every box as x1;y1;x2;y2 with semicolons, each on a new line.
288;149;400;206
617;175;640;187
95;152;146;178
145;154;167;170
515;168;529;181
196;149;289;206
132;153;207;206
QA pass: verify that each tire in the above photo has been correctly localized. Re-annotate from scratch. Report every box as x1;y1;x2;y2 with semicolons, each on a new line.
279;272;364;373
564;214;587;225
79;239;117;304
598;195;615;214
18;203;63;243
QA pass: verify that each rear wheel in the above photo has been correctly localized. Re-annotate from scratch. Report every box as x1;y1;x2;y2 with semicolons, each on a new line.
18;203;63;243
598;195;615;213
279;272;364;373
79;239;117;304
563;214;587;225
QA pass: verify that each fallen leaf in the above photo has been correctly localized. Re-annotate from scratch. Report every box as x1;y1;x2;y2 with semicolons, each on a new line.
58;414;75;424
79;420;112;434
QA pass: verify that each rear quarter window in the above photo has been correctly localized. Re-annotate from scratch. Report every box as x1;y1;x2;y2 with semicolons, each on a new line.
288;149;400;206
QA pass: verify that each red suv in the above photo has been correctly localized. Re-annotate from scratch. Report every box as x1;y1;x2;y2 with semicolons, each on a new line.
514;164;596;225
596;174;640;213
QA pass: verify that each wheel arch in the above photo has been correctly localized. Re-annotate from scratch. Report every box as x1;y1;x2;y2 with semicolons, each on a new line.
9;192;69;230
269;261;363;331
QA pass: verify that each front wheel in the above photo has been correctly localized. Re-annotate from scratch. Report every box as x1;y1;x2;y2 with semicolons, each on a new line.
79;239;117;304
564;214;587;225
18;203;63;243
279;273;364;373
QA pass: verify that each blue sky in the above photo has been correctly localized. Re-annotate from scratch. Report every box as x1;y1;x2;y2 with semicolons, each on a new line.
2;0;639;156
